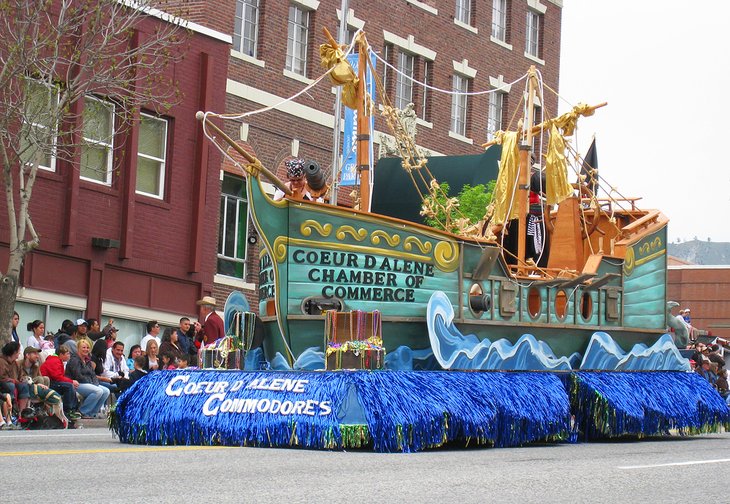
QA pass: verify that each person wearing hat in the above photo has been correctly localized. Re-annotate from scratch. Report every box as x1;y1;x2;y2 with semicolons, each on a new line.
273;158;323;202
682;309;691;325
20;346;48;386
193;296;225;347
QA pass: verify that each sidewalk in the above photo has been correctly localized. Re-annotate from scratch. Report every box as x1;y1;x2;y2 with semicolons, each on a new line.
74;418;109;429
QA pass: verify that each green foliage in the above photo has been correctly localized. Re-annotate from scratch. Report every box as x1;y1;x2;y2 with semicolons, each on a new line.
423;180;496;233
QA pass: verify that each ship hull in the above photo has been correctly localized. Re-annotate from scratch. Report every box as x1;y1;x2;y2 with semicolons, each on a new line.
248;177;668;367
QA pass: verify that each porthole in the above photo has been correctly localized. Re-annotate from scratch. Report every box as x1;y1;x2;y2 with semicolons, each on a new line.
580;292;593;321
554;289;568;321
527;287;542;319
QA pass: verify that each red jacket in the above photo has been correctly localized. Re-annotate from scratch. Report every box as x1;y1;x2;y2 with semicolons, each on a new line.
40;355;73;384
198;311;225;345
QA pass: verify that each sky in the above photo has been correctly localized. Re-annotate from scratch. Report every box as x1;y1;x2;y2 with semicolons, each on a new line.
557;1;730;243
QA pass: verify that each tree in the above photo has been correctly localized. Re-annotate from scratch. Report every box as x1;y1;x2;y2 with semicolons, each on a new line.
0;0;188;344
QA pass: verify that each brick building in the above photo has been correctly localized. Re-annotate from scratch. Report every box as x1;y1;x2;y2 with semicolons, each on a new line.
213;0;564;312
2;0;564;346
1;9;231;346
668;263;730;340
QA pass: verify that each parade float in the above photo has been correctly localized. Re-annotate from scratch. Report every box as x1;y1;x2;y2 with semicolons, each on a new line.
111;30;729;452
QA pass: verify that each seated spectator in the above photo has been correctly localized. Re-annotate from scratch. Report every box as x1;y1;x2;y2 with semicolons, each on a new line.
690;343;707;364
53;319;75;352
127;345;141;371
20;347;48;386
159;327;184;362
101;324;119;348
128;356;148;385
143;339;160;372
26;320;54;352
64;337;110;419
90;338;118;394
40;345;80;421
103;341;131;393
696;356;717;388
0;341;30;414
64;320;89;355
0;392;16;429
11;311;24;353
86;318;105;342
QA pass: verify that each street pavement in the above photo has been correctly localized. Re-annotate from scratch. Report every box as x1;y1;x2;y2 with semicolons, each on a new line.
1;424;728;503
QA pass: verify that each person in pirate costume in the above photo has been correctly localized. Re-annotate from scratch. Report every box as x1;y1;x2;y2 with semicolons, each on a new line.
273;158;323;202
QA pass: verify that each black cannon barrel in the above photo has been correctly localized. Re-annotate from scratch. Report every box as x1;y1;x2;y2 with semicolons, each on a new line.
304;160;327;191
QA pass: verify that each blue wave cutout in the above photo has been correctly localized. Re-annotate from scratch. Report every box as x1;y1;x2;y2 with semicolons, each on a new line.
580;332;691;371
427;291;578;370
426;291;691;371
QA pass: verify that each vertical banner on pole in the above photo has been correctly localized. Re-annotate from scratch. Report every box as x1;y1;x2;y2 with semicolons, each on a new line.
340;53;376;187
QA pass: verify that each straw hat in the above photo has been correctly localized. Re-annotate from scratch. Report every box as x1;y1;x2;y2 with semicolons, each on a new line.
196;296;217;307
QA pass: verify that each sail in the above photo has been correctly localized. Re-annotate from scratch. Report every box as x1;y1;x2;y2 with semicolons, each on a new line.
544;123;575;206
491;131;520;225
580;138;599;194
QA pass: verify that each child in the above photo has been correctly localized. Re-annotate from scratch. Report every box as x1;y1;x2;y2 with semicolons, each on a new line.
160;352;177;370
177;355;189;370
0;392;16;430
128;355;148;385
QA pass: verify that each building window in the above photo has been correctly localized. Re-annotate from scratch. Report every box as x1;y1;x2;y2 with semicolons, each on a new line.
420;59;431;122
136;113;168;199
492;0;508;41
233;0;260;57
487;91;504;140
218;173;249;280
20;79;58;172
286;5;310;76
395;51;415;110
382;44;392;95
450;74;469;136
455;0;471;25
80;96;114;185
526;10;541;58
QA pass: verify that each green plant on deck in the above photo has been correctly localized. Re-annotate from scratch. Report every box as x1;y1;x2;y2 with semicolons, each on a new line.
421;180;496;234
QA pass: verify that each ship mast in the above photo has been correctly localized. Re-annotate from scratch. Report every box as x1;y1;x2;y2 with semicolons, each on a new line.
516;65;538;275
355;32;371;212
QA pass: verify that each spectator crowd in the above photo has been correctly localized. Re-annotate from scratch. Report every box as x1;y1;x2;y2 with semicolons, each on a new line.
1;296;226;429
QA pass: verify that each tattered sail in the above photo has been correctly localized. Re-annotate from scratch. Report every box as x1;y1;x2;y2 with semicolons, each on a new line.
491;130;521;225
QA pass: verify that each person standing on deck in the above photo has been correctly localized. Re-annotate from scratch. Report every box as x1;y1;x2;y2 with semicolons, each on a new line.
193;296;225;347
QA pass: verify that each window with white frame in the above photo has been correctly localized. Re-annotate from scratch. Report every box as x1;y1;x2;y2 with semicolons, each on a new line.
80;96;114;185
420;59;431;122
450;74;469;136
136;113;168;199
526;10;541;58
455;0;471;25
395;51;415;110
218;173;249;279
20;79;58;172
382;44;392;93
233;0;260;57
286;5;310;76
487;91;504;140
492;0;508;41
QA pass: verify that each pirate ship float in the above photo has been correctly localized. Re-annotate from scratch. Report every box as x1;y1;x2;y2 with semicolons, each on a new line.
112;30;728;452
